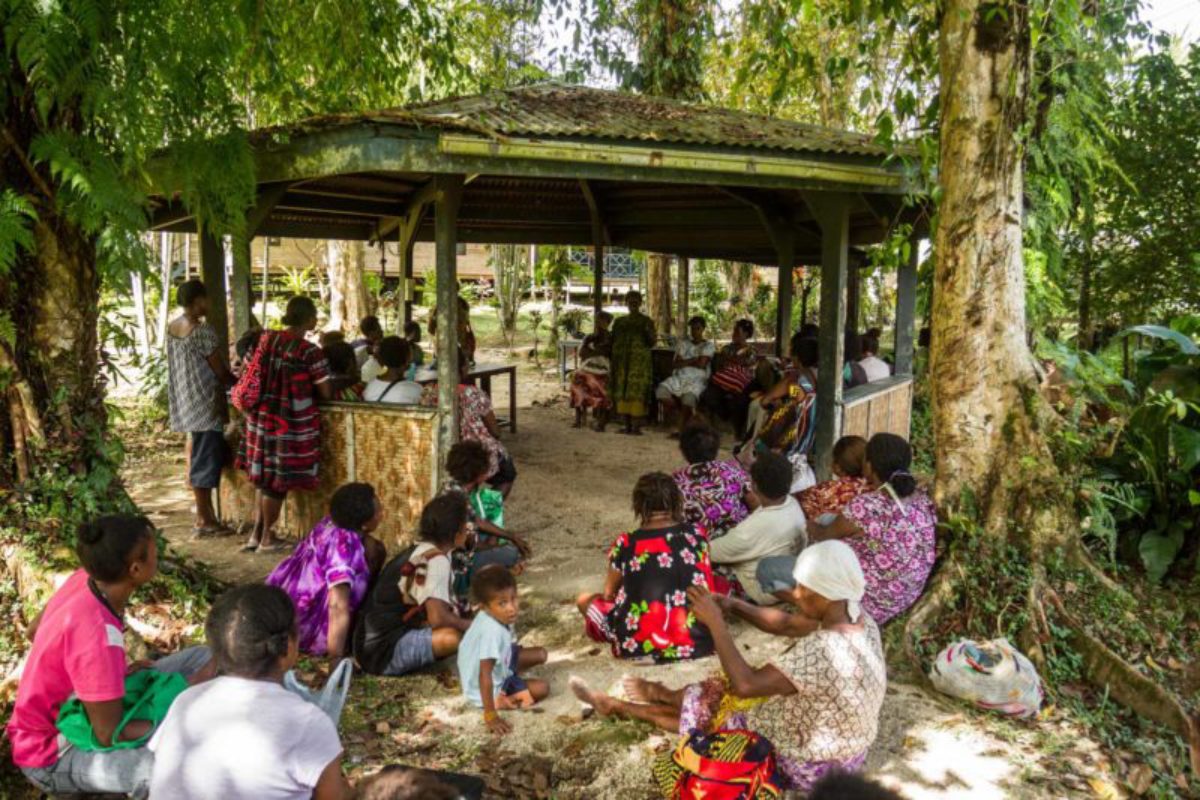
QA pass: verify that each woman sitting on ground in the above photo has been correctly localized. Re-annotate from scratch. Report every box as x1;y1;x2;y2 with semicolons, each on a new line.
576;472;715;663
443;440;531;586
797;435;870;520
738;334;819;465
8;515;213;798
363;336;422;404
148;584;353;800
671;422;755;540
266;482;387;659
422;350;517;497
570;540;886;794
699;318;759;440
570;310;614;430
353;492;473;677
323;341;364;401
656;315;715;438
805;432;936;624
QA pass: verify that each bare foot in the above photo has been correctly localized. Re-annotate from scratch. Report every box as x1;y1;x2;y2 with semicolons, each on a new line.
622;674;665;705
569;676;614;717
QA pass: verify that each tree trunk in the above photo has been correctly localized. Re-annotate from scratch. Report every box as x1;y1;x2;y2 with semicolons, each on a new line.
156;232;172;350
646;253;673;339
325;240;373;333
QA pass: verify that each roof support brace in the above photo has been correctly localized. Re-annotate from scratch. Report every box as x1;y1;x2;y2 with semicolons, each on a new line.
580;180;607;319
803;191;853;480
434;174;464;470
231;183;291;338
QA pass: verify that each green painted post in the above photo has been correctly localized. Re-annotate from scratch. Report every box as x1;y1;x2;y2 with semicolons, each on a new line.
894;237;919;376
811;196;851;481
199;230;229;357
435;175;465;464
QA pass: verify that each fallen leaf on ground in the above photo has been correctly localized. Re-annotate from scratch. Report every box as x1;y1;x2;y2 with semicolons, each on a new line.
374;721;391;734
1088;777;1120;799
1126;763;1153;795
1175;774;1190;791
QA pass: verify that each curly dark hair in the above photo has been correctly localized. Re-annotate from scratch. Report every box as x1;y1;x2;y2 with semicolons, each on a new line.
329;482;378;532
734;318;754;338
205;584;295;679
750;451;792;499
679;423;720;465
420;492;469;548
446;440;491;485
323;341;358;376
377;336;411;369
631;472;683;523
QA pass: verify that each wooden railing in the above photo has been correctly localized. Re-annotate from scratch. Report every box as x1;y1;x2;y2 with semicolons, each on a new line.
839;376;913;440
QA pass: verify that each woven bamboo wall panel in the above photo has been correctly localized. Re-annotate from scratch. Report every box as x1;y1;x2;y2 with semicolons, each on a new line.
840;379;912;440
218;404;439;551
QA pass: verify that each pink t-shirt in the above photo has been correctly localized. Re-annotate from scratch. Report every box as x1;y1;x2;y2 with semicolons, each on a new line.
8;569;127;768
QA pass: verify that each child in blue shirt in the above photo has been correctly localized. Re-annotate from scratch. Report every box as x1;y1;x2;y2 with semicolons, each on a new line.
457;566;548;735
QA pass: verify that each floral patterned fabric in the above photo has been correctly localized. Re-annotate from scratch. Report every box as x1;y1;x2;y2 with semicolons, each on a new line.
265;516;370;655
421;383;508;479
673;460;751;539
798;476;871;520
594;524;715;662
842;488;938;624
236;330;330;494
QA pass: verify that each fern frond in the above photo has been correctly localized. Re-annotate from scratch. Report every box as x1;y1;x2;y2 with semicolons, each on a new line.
0;189;38;278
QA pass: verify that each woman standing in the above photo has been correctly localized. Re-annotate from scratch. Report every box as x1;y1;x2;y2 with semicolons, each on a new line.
575;472;715;663
603;291;656;435
570;541;886;794
237;296;333;553
807;433;937;624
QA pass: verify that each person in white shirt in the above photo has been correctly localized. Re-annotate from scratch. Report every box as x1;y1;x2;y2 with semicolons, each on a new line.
857;334;892;384
352;315;383;370
148;584;352;800
362;336;422;404
656;316;715;437
709;451;807;605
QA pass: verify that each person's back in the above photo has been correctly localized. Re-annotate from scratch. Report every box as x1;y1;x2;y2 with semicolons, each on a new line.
148;676;338;800
364;335;421;404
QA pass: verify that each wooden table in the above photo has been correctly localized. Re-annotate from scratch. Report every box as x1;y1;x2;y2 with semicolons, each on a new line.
467;363;518;432
413;363;519;432
558;338;582;385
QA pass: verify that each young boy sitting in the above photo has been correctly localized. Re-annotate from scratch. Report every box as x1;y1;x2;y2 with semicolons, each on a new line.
444;441;531;583
797;435;869;521
457;565;548;736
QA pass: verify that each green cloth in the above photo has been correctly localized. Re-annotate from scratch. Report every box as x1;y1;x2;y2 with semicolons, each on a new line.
609;311;656;417
471;486;505;528
56;670;188;751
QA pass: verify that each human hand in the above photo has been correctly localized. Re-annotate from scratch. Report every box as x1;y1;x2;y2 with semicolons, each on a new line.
126;659;153;676
512;537;533;559
686;585;724;630
484;711;512;736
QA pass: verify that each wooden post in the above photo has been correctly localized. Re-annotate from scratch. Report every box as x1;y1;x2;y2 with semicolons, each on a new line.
581;180;606;320
435;175;464;462
400;229;417;328
231;233;253;338
774;236;795;357
846;254;861;334
261;238;271;328
894;237;920;376
200;229;229;357
808;194;851;480
676;256;690;334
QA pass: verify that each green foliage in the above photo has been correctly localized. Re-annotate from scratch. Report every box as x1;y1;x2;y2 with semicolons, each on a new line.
690;260;733;334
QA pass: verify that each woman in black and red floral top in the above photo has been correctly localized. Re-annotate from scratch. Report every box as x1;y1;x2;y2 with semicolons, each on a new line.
575;472;715;662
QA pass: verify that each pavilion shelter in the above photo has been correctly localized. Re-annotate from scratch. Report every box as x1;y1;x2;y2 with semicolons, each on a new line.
148;84;927;543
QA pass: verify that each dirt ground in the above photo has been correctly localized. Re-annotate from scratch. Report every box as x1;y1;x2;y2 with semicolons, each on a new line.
121;350;1121;799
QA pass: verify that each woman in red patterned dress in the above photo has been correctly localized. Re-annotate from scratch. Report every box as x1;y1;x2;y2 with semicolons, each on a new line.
237;296;333;553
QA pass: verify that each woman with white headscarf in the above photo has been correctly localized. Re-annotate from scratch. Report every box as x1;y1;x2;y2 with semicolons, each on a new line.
570;541;887;793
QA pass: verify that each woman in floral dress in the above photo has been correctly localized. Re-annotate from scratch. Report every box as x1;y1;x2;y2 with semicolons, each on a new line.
672;423;755;539
570;311;614;429
797;435;870;519
575;472;715;662
266;483;386;657
807;432;937;624
570;541;886;794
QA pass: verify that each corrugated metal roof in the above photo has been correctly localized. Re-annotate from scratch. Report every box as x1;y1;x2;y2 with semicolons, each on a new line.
269;84;905;160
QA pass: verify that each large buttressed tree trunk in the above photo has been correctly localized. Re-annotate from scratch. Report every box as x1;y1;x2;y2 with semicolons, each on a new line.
646;254;674;338
914;0;1200;766
326;240;374;333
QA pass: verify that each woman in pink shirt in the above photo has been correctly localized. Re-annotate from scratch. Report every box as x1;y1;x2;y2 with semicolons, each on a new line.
7;515;212;798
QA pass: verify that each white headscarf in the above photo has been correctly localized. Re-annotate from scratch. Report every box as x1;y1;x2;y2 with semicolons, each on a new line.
792;540;867;623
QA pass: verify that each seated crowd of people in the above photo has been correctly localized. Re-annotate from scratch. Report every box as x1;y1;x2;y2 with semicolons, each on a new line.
11;284;928;798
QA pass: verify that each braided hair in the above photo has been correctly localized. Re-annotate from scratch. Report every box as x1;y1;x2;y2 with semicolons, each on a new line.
205;585;295;679
631;472;683;523
866;433;917;498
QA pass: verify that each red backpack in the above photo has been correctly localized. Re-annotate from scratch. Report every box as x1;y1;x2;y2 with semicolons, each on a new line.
231;332;271;412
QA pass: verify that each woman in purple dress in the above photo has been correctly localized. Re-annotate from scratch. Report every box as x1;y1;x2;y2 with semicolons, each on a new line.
672;423;756;540
807;433;937;624
266;483;386;657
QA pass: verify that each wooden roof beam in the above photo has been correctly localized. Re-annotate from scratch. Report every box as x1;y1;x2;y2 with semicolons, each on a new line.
579;180;610;245
374;179;438;242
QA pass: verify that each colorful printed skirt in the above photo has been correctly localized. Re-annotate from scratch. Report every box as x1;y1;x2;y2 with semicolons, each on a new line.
570;370;611;410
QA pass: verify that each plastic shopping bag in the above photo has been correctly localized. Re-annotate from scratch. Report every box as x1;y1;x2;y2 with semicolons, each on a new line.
930;638;1043;718
284;657;354;726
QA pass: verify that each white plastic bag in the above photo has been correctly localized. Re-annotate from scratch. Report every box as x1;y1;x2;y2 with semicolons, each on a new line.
930;638;1043;718
283;657;353;726
788;452;816;494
